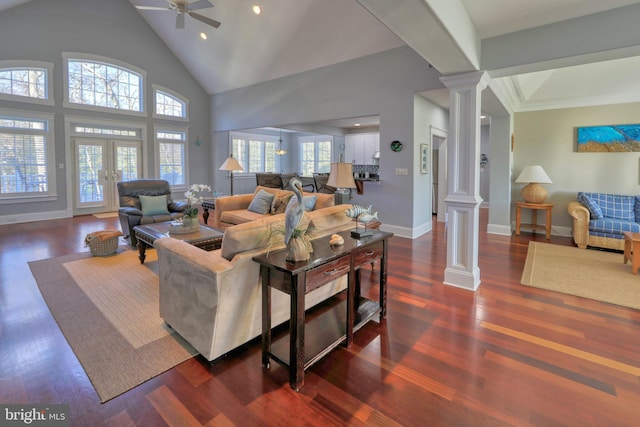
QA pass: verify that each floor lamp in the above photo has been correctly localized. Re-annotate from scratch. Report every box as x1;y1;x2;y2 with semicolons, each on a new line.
219;156;243;195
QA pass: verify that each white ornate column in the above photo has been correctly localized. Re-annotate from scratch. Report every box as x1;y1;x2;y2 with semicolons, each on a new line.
440;71;489;291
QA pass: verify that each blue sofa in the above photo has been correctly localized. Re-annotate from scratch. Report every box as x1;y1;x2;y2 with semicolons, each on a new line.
567;192;640;250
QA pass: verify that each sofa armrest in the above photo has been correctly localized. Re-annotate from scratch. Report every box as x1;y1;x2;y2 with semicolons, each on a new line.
214;194;253;225
568;201;590;249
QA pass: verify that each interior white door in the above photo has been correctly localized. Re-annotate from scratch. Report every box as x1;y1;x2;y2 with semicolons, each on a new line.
73;138;141;214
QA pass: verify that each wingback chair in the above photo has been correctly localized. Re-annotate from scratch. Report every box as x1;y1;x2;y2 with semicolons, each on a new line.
117;179;187;247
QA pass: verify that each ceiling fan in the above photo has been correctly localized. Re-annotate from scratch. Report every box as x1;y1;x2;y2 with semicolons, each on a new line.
134;0;221;29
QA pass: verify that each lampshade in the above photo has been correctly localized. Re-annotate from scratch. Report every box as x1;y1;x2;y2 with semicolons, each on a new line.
515;165;552;184
218;156;243;172
327;162;356;189
515;165;552;204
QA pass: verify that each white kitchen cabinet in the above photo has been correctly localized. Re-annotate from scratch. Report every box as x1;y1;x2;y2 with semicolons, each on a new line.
345;133;379;164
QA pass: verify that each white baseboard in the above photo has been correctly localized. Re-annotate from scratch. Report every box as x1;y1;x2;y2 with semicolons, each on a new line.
0;209;71;225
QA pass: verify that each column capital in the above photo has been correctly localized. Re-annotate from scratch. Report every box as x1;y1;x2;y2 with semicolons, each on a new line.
440;70;490;91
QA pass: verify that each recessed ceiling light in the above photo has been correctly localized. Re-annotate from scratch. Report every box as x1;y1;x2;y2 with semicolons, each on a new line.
200;32;207;40
480;115;486;119
354;123;361;127
252;4;262;15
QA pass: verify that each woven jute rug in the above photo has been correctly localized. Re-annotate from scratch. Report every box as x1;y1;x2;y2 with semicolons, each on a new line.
521;241;640;310
29;248;196;402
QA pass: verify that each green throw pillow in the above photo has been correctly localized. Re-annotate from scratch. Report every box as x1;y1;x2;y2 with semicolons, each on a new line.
139;195;170;216
247;189;275;215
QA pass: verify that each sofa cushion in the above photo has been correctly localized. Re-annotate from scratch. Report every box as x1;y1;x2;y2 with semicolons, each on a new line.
580;192;635;221
247;189;275;214
306;204;354;239
589;218;640;236
139;195;169;216
221;209;268;225
271;193;293;214
578;193;604;219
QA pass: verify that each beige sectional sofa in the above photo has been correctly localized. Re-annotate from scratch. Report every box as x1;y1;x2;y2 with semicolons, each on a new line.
155;203;354;362
214;185;335;229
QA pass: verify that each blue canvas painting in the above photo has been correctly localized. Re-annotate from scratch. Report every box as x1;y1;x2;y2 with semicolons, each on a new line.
577;124;640;152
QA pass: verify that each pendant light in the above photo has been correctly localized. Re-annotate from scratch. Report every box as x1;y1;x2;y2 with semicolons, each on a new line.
275;128;287;155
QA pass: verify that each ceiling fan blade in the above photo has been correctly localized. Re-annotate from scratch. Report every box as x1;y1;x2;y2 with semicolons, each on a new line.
188;12;221;28
135;6;171;10
176;14;185;29
133;0;171;8
187;0;213;11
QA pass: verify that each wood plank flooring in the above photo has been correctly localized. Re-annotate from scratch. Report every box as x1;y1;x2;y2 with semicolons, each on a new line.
1;211;640;426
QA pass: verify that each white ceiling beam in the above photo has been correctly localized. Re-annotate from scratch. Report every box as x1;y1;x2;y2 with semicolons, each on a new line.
483;2;640;77
356;0;480;74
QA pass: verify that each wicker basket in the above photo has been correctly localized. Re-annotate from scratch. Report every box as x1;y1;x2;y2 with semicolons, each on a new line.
85;231;121;256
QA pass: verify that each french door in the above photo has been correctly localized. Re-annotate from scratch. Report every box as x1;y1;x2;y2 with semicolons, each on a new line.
73;138;141;214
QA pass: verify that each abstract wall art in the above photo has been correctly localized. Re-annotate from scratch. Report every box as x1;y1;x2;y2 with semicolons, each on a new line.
577;124;640;152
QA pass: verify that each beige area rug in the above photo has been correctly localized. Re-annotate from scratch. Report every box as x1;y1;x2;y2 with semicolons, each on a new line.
521;241;640;310
93;211;119;218
29;248;197;402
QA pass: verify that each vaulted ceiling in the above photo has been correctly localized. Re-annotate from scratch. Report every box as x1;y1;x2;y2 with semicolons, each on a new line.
3;0;640;114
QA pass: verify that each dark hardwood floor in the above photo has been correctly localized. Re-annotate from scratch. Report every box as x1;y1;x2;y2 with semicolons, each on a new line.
1;210;640;426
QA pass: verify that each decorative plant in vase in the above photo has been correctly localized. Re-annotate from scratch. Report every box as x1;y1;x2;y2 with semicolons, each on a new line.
183;184;212;228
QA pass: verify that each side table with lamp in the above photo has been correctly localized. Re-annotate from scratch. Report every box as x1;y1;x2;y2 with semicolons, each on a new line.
514;165;553;240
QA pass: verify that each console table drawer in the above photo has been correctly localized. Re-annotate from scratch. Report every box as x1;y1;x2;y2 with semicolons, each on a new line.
353;242;384;268
306;256;350;293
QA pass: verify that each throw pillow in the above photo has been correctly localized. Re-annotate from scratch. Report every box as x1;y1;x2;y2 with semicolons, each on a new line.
271;193;293;214
578;193;604;220
285;194;317;212
247;189;275;215
303;195;317;211
139;195;170;216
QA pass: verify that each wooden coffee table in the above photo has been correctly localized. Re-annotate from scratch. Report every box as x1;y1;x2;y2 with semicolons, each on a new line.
134;222;224;264
623;231;640;274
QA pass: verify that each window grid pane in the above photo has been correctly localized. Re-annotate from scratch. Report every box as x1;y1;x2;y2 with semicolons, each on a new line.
0;68;47;99
317;140;332;173
232;139;247;171
77;144;103;203
159;142;184;185
156;91;186;118
68;60;142;112
117;146;139;182
0;131;48;194
248;140;263;173
300;142;315;176
265;141;276;173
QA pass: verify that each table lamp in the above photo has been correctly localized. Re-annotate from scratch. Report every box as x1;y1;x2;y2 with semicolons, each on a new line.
515;165;552;203
327;162;357;205
219;155;243;195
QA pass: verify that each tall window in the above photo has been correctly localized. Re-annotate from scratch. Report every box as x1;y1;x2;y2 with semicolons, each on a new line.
299;136;332;176
154;86;187;119
157;129;186;186
0;111;54;199
65;54;144;113
231;132;278;173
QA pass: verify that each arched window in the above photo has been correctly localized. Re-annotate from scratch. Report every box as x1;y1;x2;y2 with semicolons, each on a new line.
154;86;187;119
64;53;144;114
0;61;53;105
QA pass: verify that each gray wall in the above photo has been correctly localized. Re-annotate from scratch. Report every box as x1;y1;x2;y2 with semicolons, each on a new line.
211;46;447;235
514;102;640;234
0;0;210;218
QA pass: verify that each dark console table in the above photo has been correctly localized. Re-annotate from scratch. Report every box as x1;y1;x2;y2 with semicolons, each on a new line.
253;229;392;391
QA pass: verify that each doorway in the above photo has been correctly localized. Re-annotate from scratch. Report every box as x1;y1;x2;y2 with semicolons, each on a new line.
73;137;141;214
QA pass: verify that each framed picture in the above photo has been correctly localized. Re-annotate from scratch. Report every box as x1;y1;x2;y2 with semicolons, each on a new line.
577;124;640;152
420;143;429;174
